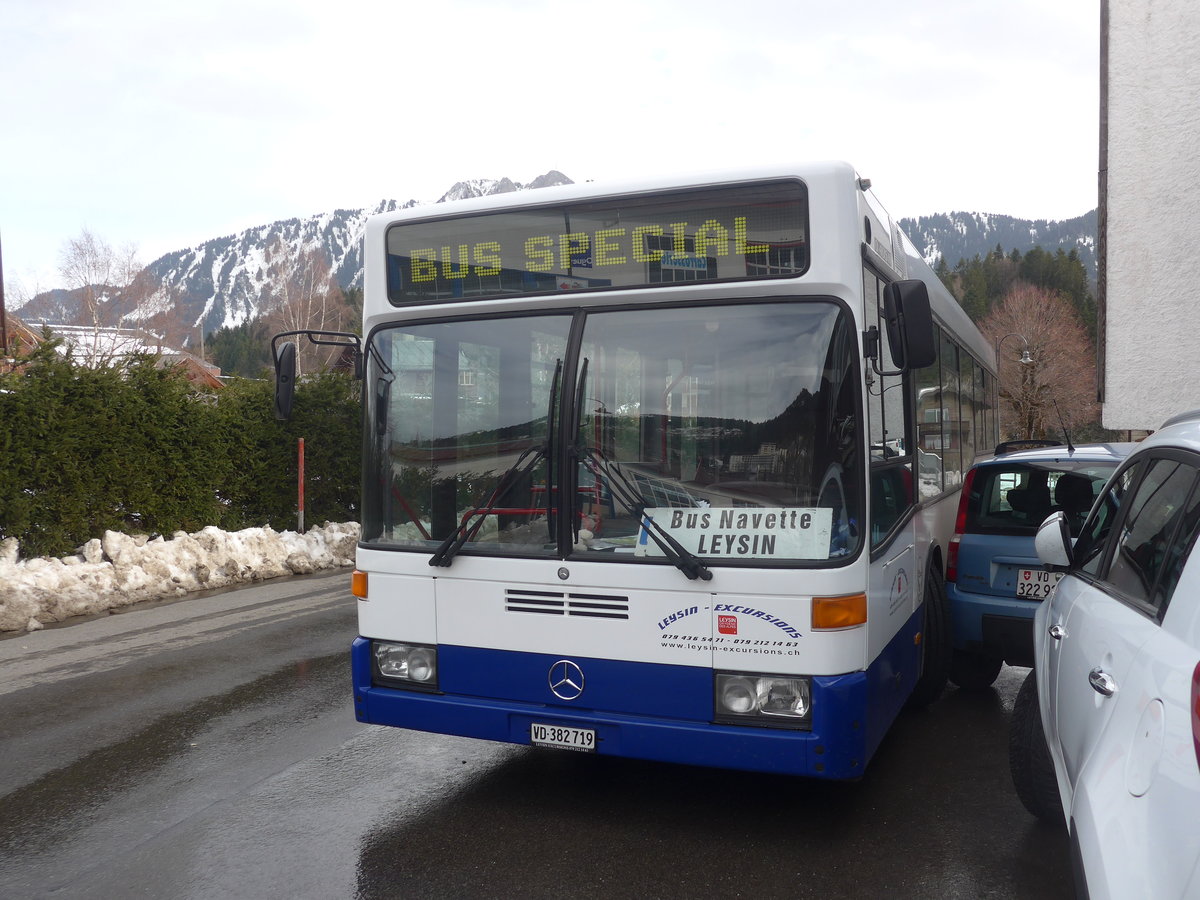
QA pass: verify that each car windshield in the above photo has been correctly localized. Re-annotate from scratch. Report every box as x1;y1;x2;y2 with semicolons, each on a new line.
965;460;1118;537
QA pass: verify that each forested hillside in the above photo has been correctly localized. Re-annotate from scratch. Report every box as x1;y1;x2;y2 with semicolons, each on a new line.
900;210;1097;282
934;245;1096;337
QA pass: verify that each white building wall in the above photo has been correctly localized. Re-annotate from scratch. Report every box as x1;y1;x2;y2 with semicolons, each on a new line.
1104;0;1200;430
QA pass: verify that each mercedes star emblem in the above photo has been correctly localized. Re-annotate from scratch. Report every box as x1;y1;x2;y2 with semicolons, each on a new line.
548;659;585;701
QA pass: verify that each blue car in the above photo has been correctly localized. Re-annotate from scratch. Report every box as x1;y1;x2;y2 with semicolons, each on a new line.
945;440;1134;689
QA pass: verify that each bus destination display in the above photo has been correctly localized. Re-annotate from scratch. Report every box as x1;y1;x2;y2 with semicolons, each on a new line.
385;180;809;304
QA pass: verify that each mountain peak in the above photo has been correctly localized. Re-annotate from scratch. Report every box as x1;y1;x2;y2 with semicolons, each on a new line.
899;209;1097;279
437;170;573;203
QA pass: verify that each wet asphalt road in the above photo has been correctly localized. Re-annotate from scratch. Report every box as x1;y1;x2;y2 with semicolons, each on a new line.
0;573;1073;899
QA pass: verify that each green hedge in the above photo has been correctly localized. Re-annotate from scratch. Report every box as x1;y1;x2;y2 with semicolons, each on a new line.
0;343;360;558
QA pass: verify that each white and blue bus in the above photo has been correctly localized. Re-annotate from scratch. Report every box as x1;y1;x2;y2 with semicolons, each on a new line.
276;162;998;778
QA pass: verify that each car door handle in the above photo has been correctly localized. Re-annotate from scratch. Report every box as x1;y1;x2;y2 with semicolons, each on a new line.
1088;667;1117;697
1048;624;1066;641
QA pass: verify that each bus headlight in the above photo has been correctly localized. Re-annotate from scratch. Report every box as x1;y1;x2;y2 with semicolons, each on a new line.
714;672;811;729
372;641;438;690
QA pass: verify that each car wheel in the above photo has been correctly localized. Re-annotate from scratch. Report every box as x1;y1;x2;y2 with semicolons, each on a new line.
906;566;950;708
1009;669;1064;823
949;650;1003;690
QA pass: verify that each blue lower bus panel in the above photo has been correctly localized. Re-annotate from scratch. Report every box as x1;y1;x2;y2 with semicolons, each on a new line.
351;620;920;780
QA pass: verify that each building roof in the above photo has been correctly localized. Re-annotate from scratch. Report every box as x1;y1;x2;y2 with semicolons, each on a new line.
4;316;223;389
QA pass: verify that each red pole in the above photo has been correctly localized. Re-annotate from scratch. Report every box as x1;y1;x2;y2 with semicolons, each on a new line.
298;437;306;533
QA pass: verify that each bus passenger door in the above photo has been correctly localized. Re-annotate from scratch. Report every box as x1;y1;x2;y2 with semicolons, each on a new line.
865;266;920;661
869;464;918;638
868;467;919;722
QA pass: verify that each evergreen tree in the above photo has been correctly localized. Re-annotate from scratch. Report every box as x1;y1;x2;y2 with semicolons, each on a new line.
209;319;272;377
960;265;989;321
945;244;1095;341
981;250;1019;310
1019;247;1053;290
343;287;364;336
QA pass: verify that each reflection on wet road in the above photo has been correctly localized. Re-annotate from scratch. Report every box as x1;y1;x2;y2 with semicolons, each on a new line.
0;575;1072;899
355;666;1072;900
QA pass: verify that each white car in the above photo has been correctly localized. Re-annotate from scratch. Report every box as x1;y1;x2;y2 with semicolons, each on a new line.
1009;411;1200;899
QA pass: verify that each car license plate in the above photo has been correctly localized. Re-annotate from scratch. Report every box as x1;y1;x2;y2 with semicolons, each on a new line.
531;722;596;752
1016;568;1061;599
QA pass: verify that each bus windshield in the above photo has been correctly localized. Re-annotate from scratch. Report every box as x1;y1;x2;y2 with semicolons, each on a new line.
361;300;862;564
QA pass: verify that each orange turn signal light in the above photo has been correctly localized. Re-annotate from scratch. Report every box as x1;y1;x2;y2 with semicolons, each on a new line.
812;593;867;630
351;570;368;599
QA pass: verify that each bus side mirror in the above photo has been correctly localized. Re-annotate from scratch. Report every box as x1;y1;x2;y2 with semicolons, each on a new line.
274;341;297;421
883;280;936;370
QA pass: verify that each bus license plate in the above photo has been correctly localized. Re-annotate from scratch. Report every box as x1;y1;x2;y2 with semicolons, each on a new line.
1016;568;1061;599
531;723;596;752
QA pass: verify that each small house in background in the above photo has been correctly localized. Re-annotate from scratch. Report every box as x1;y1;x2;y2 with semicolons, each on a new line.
1;314;44;360
3;316;223;390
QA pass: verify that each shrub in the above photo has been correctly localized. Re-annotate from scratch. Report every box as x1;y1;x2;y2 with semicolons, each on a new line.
0;344;360;558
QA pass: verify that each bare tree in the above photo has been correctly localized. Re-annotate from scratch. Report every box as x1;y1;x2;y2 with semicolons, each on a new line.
59;230;140;326
263;239;350;375
982;283;1098;440
56;229;148;366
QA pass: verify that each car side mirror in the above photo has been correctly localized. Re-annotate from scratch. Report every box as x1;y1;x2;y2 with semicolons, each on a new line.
1034;510;1073;569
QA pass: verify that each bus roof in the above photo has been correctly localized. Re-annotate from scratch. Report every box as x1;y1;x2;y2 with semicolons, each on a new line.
369;161;863;226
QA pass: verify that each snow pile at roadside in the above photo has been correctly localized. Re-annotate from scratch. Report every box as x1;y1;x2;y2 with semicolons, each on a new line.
0;522;360;634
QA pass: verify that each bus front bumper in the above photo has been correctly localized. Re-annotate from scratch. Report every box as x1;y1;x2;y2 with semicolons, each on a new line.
351;635;910;781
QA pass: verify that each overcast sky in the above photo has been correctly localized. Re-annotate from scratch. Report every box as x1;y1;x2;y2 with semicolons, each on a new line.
1;0;1099;296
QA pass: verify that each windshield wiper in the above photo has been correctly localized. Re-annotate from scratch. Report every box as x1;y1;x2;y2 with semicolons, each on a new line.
545;358;562;543
429;359;562;568
576;446;712;582
428;443;548;567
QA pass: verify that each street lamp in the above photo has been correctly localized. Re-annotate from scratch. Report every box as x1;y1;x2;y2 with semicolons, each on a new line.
995;332;1033;365
995;333;1035;440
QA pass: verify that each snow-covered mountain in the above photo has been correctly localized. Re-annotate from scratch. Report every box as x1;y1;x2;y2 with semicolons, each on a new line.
17;171;574;349
899;209;1098;280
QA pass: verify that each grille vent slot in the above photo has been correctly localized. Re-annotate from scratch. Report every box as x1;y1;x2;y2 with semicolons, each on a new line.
505;589;629;619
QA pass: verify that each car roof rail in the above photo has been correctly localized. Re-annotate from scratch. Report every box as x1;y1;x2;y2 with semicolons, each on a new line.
994;439;1064;455
1159;409;1200;430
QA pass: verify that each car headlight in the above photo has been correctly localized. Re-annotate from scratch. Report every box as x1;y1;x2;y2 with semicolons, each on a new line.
372;641;438;690
714;672;811;729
